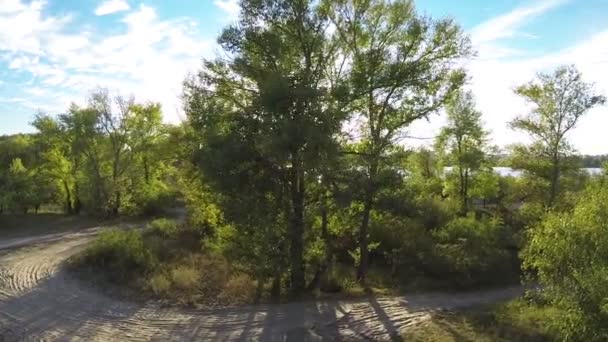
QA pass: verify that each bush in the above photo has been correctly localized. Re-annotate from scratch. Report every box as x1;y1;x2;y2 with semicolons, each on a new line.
432;216;514;287
148;218;179;239
171;266;200;291
196;254;231;296
219;273;256;305
148;273;171;295
83;229;155;281
369;214;434;276
523;183;608;341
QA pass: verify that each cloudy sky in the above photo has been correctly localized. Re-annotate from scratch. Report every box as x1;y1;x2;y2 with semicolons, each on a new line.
0;0;607;154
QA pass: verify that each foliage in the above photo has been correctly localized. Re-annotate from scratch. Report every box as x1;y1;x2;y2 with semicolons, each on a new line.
433;216;514;287
81;229;156;282
403;299;560;341
148;273;171;295
509;65;606;207
325;0;471;282
523;182;608;340
148;218;179;239
436;90;492;214
21;90;179;217
185;0;346;294
218;274;257;305
74;222;257;307
3;2;608;336
170;265;201;291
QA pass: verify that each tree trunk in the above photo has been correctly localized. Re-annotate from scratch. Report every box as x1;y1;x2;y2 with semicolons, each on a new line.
113;190;121;216
289;153;306;295
308;203;331;290
463;168;469;214
271;274;282;299
144;154;150;184
74;182;82;214
63;180;73;214
357;162;377;284
549;157;560;207
357;191;373;284
457;165;466;215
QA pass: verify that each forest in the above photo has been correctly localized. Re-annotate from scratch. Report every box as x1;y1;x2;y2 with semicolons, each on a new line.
1;0;608;340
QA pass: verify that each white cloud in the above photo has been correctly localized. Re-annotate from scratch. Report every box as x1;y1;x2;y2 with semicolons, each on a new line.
9;55;36;69
470;0;566;45
25;86;47;96
214;0;239;16
0;0;71;54
0;1;213;124
0;97;27;103
467;1;608;155
407;0;608;155
468;29;608;155
0;0;27;14
94;0;130;16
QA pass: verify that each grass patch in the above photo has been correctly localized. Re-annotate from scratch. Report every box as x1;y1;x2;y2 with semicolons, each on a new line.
69;218;257;307
404;299;561;341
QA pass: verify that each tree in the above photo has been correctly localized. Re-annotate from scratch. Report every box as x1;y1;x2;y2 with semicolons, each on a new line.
435;90;490;214
0;135;34;213
32;114;77;214
59;104;105;213
523;182;608;340
326;0;471;282
5;158;35;214
126;103;164;185
185;0;345;294
89;89;137;215
509;65;606;207
30;92;171;216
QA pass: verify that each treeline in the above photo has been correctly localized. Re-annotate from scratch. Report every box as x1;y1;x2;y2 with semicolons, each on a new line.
0;89;184;216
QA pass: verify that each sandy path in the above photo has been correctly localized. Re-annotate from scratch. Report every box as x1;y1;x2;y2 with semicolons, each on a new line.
0;229;523;341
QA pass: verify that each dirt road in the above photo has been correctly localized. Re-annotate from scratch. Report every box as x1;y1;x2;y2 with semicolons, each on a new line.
0;228;523;341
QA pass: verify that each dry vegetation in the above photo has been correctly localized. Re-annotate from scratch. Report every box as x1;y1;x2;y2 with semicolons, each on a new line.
404;299;560;341
69;219;257;307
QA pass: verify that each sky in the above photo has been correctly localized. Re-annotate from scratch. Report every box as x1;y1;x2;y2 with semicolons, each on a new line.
0;0;607;154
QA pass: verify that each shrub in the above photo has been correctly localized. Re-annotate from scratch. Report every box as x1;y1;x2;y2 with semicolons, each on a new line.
171;266;200;291
148;273;171;295
196;254;231;296
523;183;608;341
432;216;513;287
128;179;179;217
148;218;179;239
83;229;155;281
369;214;434;276
219;273;256;305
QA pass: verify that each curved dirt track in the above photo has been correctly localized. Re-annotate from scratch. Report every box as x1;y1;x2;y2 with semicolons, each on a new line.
0;228;523;341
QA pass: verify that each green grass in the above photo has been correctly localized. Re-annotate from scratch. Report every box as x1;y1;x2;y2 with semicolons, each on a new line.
404;299;560;341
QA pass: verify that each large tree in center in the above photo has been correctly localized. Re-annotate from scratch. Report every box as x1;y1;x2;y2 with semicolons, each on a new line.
326;0;471;282
185;0;345;294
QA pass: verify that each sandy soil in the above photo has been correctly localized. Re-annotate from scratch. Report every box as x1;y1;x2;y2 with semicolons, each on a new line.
0;227;523;341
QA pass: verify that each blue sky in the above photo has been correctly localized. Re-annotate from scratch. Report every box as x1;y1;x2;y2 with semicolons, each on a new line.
1;0;607;154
